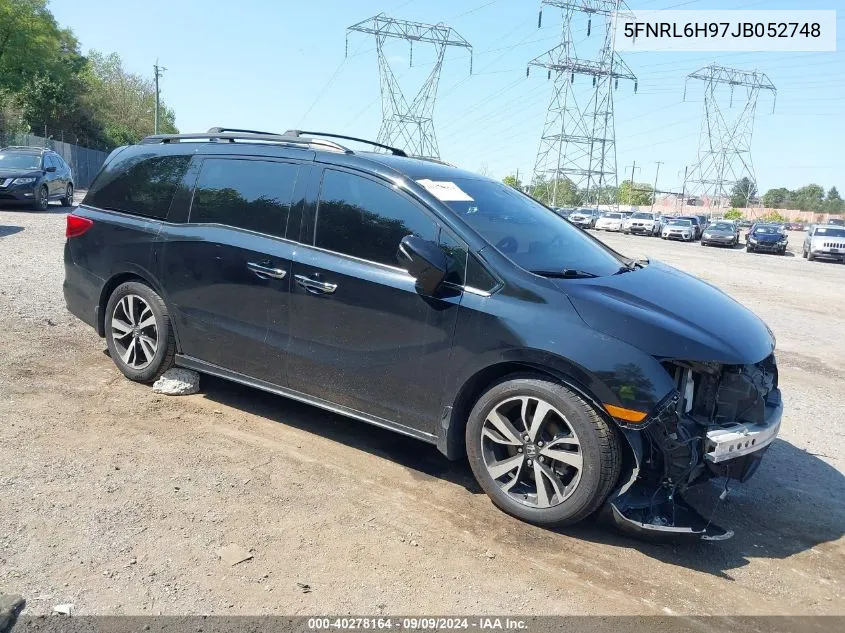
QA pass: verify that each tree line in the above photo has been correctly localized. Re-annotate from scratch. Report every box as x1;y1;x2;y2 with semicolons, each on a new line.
0;0;177;150
503;172;842;214
502;174;655;207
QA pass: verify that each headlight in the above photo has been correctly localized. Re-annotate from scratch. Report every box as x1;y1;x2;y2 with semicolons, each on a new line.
703;233;712;239
12;177;36;185
749;236;757;243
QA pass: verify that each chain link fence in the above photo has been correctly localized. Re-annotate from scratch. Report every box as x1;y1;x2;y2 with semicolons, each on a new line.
0;129;109;189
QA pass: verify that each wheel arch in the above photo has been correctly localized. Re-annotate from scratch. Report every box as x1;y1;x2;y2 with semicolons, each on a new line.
96;268;174;343
438;357;622;461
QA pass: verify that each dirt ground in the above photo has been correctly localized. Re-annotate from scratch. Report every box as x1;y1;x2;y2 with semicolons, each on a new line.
1;204;843;617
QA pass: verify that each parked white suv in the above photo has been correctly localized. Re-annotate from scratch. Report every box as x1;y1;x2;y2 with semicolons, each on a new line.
623;211;660;236
803;224;845;262
595;212;624;231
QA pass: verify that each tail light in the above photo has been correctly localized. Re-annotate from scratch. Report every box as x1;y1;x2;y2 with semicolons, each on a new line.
66;214;93;238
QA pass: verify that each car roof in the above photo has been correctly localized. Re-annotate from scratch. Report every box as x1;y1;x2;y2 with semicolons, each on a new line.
0;146;48;154
359;152;487;183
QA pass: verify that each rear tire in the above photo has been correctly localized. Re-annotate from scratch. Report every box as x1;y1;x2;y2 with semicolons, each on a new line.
465;375;622;527
105;281;176;383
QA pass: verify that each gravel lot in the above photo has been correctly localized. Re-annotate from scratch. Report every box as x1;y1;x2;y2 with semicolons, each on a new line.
1;203;843;617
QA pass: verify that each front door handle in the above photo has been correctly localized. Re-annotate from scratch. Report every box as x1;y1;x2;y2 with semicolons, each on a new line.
247;262;287;280
294;274;337;295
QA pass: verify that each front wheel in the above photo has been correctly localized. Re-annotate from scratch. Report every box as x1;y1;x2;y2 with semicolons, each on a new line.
105;281;176;382
32;185;49;211
747;245;753;252
60;183;74;207
466;376;622;527
807;250;815;261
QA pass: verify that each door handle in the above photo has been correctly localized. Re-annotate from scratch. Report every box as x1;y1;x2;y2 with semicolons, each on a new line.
294;274;337;295
247;262;287;280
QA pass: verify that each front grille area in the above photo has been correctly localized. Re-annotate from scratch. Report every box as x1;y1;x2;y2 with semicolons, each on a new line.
823;242;845;249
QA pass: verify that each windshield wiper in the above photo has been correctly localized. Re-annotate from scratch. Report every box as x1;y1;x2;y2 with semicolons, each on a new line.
530;269;598;279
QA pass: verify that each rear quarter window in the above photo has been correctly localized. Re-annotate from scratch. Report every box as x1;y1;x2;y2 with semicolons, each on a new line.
85;152;191;220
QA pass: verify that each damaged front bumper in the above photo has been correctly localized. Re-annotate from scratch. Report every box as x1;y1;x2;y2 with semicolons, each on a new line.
603;355;782;541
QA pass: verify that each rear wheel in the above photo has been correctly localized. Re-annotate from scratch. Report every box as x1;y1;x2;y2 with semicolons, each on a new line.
466;375;621;527
105;281;176;382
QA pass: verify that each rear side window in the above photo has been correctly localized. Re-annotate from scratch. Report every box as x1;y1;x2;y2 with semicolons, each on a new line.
315;169;437;267
86;153;191;219
190;158;298;237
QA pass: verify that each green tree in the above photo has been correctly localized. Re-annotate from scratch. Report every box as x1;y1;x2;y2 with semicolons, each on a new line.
617;180;652;206
791;183;825;211
502;174;522;190
531;176;581;207
730;177;757;208
724;208;743;220
762;187;790;208
763;211;787;223
84;51;177;145
826;186;843;214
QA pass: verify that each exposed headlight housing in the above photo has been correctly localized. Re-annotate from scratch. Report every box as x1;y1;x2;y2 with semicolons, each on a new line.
12;177;36;185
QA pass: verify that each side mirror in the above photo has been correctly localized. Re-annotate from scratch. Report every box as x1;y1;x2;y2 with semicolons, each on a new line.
45;165;57;173
397;235;450;296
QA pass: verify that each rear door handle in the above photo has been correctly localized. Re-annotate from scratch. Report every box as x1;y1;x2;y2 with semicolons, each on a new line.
247;261;287;280
294;274;338;295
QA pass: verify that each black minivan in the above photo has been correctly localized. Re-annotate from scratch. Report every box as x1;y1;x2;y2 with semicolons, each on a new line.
64;129;783;540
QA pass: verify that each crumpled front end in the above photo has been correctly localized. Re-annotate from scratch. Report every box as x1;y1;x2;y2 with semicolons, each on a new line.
605;353;782;541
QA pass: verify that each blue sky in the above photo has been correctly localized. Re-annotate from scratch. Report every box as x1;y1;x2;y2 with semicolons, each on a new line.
50;0;844;195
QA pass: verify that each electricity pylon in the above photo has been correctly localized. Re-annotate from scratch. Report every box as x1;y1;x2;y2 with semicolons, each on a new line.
683;64;776;210
347;14;472;159
527;0;636;207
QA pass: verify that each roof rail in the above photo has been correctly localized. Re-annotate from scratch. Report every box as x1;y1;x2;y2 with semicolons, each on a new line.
206;127;279;135
1;145;48;151
139;131;353;154
283;130;407;157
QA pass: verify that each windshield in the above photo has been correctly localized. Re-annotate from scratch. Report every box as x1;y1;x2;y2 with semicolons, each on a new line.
631;212;653;219
667;219;691;226
602;213;622;219
753;226;780;235
815;227;845;238
0;152;41;170
710;222;734;231
438;179;625;277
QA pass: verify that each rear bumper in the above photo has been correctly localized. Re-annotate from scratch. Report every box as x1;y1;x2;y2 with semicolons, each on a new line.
63;243;103;333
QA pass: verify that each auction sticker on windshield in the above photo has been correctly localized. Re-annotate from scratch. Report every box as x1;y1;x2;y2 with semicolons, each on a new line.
416;179;474;202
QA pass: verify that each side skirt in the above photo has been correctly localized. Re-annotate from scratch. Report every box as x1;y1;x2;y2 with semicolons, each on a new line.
175;354;438;445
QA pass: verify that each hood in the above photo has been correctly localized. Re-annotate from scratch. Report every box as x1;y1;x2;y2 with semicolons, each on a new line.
750;231;782;243
558;261;775;365
0;169;41;179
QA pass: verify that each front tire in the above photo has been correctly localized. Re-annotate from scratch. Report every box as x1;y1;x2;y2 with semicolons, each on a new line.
465;375;622;527
32;185;49;211
807;250;815;261
60;184;74;207
105;281;176;382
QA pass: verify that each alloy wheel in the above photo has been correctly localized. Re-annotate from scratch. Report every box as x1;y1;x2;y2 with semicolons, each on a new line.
480;395;583;509
111;294;158;369
38;186;48;210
